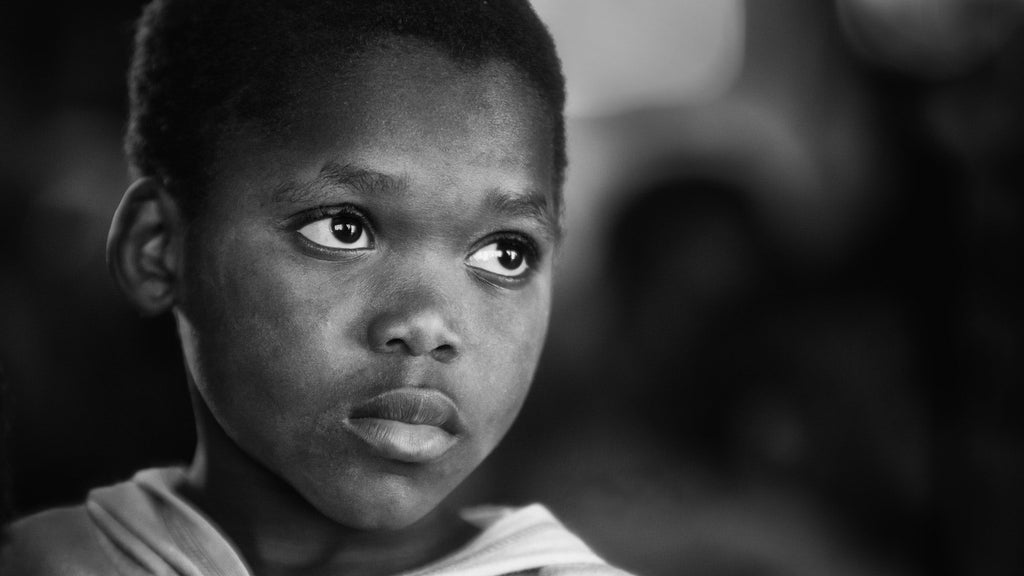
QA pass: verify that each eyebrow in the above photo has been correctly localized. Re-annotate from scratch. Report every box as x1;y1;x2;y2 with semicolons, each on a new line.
271;162;407;205
484;187;562;242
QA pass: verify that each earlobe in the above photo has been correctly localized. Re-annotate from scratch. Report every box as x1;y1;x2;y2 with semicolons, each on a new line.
107;177;184;316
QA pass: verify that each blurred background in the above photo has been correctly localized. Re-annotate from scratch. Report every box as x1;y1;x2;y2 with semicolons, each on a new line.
2;1;1023;575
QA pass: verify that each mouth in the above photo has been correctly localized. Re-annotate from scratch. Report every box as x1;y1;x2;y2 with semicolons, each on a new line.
345;388;462;463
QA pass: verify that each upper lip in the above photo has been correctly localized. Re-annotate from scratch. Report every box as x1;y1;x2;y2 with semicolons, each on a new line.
349;387;463;434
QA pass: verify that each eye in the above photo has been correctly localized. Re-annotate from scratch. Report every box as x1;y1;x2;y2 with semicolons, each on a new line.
466;238;533;278
297;213;372;250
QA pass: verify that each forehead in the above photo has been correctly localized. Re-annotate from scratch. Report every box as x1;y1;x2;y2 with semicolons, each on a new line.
324;40;551;138
206;41;558;224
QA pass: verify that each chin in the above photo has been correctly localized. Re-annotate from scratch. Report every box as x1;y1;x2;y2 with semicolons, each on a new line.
301;471;452;532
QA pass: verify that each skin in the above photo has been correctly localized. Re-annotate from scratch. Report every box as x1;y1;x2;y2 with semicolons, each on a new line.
112;42;559;576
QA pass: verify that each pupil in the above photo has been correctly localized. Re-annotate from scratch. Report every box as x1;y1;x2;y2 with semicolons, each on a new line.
498;246;523;270
331;216;361;243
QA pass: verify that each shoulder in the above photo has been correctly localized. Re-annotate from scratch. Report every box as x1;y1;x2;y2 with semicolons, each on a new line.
0;505;113;576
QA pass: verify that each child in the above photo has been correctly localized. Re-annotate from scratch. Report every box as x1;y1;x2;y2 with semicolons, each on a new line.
0;1;631;575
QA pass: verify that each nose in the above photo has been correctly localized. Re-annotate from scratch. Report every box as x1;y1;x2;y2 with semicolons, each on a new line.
366;294;461;363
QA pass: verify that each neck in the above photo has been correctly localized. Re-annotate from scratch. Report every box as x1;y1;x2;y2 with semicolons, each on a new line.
177;386;478;576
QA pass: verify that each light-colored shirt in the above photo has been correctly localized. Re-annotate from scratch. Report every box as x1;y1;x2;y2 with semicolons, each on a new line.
1;468;629;576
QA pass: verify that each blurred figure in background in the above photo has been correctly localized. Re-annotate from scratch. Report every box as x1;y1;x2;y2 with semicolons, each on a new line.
842;1;1024;574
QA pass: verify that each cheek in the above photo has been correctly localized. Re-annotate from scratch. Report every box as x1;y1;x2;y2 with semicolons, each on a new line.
465;282;551;441
181;228;368;432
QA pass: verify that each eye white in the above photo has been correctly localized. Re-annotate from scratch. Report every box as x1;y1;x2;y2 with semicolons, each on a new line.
467;242;529;277
297;215;371;250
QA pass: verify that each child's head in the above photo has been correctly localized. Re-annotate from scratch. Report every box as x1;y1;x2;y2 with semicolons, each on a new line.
108;0;565;532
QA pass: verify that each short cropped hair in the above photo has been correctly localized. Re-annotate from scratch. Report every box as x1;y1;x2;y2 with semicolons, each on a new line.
126;0;567;219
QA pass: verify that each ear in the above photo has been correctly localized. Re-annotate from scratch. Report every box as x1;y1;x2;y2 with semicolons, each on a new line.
107;177;185;316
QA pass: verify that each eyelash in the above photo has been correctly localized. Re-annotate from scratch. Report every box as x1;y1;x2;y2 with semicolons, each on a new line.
293;204;370;227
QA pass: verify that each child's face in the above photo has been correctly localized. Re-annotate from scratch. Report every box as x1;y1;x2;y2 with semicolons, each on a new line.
174;44;557;529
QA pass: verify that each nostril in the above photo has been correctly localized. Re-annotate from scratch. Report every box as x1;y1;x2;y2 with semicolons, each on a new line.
431;344;458;363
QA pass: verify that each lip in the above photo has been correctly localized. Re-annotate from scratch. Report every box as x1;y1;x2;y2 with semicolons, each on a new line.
345;388;462;463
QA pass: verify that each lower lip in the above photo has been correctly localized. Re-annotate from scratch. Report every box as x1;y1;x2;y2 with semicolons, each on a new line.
345;418;457;463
